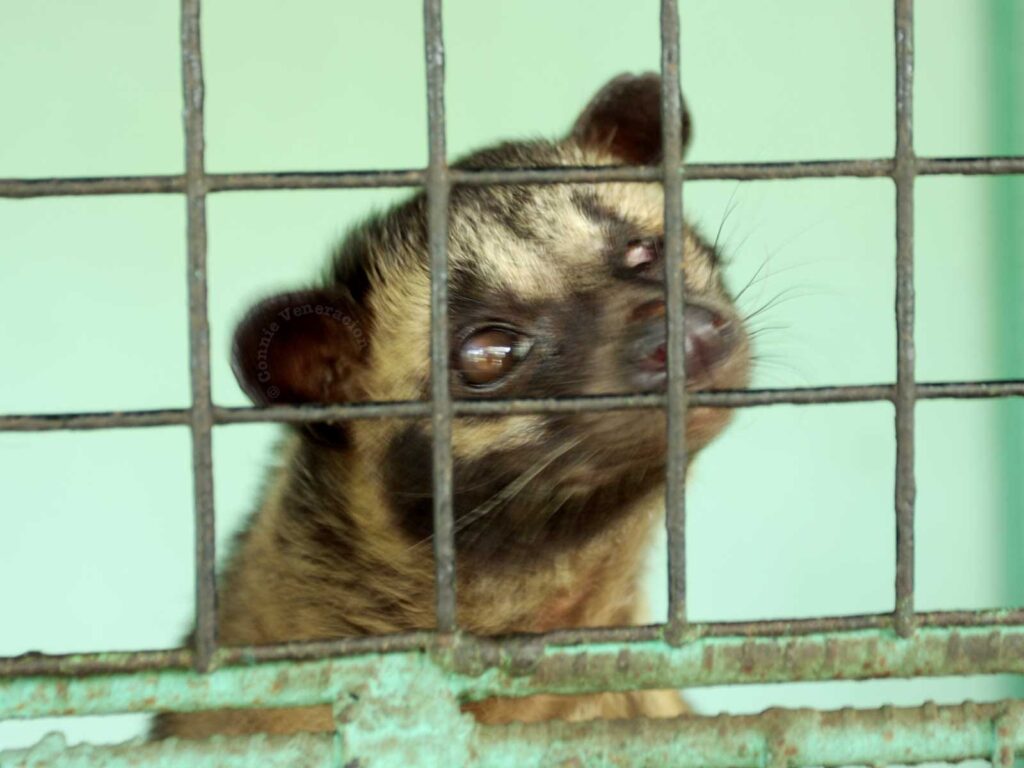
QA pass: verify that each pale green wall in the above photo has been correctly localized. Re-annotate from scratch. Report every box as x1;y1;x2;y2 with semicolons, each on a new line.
0;0;1019;749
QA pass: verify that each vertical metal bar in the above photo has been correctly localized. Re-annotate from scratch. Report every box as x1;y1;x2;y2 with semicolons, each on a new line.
893;0;917;638
181;0;218;670
424;0;457;632
660;0;688;637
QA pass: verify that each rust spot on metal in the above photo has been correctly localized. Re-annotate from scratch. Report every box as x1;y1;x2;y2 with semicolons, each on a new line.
271;670;289;694
571;652;587;677
739;640;756;675
506;640;543;677
788;639;824;677
824;638;838;671
1003;631;1024;662
946;630;963;666
960;630;1001;667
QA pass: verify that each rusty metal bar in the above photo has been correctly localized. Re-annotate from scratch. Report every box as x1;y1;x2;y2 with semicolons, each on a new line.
1;3;1021;766
0;175;186;197
4;701;1023;767
893;0;917;638
0;732;334;768
0;409;193;432
1;379;1022;432
455;627;1024;697
0;649;194;678
423;0;457;634
6;625;1024;720
5;155;1024;198
181;0;218;673
472;701;1024;768
210;169;426;190
660;0;689;638
217;401;433;423
7;609;1024;679
917;155;1024;175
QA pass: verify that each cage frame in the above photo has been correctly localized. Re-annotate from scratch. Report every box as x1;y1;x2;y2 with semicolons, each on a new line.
3;0;1024;765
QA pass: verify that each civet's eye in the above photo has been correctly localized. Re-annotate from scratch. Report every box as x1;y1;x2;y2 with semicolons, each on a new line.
457;327;529;387
624;238;659;270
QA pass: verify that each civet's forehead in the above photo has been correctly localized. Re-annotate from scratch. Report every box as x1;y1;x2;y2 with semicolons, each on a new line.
446;177;716;302
330;137;721;323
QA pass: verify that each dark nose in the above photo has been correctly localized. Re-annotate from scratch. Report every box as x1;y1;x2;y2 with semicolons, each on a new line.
683;303;737;382
627;300;739;389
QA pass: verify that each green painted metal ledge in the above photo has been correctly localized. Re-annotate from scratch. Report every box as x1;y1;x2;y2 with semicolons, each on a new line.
3;626;1024;720
3;700;1023;767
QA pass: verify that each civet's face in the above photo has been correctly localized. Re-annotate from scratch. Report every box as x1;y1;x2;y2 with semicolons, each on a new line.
232;74;750;558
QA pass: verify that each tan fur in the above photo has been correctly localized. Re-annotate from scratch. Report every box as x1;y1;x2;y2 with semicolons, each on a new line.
156;471;686;739
155;76;747;740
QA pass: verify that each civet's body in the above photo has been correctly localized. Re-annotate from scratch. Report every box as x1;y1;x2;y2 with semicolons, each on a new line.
155;74;750;738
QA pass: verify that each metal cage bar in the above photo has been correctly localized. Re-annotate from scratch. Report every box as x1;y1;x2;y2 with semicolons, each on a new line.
4;156;1024;199
2;380;1021;434
423;0;458;634
893;0;918;640
8;625;1024;721
181;0;218;673
4;700;1023;768
5;608;1024;680
660;0;689;637
4;0;1024;763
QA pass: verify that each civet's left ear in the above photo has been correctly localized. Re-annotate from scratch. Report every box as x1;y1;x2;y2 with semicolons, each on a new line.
570;72;692;165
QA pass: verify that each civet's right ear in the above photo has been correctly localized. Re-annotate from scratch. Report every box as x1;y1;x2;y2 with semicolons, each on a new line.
570;72;692;165
231;289;370;406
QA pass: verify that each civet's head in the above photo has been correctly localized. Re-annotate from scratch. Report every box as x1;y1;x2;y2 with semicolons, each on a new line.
232;74;750;559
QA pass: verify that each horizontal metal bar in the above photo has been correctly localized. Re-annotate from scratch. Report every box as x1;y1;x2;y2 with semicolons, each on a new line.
0;649;194;678
219;631;441;665
455;625;1024;703
0;731;333;768
204;608;1024;662
914;380;1024;399
919;155;1024;175
1;380;1021;433
210;169;425;191
5;624;1024;719
216;401;432;424
0;410;191;431
5;609;1024;679
477;700;1024;768
0;175;185;197
700;607;1024;636
3;700;1022;768
3;155;1024;198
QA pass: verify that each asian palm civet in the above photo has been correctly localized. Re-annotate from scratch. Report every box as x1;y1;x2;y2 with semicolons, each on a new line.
154;72;751;738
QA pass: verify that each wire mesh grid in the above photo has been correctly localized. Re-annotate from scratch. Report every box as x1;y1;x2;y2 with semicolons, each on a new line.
2;0;1024;765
